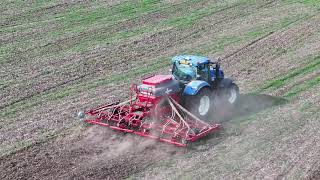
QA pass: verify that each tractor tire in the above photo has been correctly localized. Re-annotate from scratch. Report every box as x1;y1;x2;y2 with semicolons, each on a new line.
185;88;212;120
222;83;239;106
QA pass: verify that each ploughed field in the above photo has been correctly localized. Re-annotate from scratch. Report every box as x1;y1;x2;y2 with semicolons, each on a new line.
1;0;319;179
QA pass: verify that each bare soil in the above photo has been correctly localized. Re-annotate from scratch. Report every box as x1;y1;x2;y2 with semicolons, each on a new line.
1;0;320;179
0;126;184;179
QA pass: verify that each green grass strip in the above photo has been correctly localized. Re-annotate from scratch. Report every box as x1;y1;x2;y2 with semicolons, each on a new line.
284;0;320;10
284;75;320;98
0;0;205;64
258;56;320;92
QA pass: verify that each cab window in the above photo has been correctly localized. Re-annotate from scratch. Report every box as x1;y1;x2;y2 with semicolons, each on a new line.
197;64;210;82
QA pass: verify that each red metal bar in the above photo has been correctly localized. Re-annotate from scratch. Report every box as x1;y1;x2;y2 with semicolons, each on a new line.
134;131;187;147
188;124;221;142
85;119;187;147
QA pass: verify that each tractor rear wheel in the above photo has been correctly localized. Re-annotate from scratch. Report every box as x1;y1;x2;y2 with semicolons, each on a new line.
223;83;239;105
185;88;212;120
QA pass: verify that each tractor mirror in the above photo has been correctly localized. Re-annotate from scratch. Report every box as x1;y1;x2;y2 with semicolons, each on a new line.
217;57;222;63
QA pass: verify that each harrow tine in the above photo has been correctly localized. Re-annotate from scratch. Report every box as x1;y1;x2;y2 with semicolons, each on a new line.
166;97;190;138
168;97;210;126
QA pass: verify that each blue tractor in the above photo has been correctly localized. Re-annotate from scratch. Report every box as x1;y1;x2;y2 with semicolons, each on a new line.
77;55;240;146
171;55;239;119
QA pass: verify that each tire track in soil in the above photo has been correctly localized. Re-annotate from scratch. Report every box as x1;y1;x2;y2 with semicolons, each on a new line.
223;13;316;61
124;6;320;180
0;0;90;28
0;0;220;109
0;5;282;176
0;0;202;54
0;7;173;108
0;4;229;106
0;0;275;111
0;0;125;43
223;13;320;91
0;0;128;44
0;0;284;149
53;6;320;180
0;74;88;110
0;0;284;145
222;31;275;59
0;22;60;45
1;1;298;179
5;0;256;67
219;16;320;176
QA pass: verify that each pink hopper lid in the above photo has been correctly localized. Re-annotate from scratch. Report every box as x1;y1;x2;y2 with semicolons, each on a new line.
142;75;172;86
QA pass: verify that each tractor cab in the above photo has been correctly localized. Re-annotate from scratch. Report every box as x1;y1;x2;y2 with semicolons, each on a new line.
171;55;224;85
170;55;238;120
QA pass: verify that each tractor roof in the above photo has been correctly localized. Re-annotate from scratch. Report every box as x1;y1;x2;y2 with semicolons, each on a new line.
171;55;210;66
